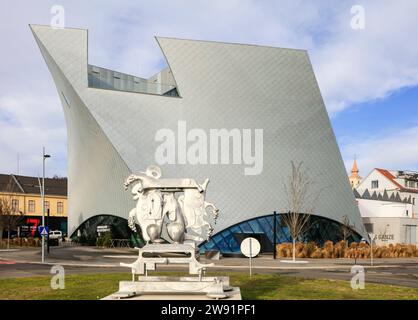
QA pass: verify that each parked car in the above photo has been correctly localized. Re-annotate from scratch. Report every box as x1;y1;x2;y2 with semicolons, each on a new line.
49;230;63;240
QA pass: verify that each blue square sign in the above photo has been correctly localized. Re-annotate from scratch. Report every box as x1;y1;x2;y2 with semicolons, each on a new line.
39;226;49;237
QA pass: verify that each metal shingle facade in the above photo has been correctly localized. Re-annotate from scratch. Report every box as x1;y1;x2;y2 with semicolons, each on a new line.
31;25;366;239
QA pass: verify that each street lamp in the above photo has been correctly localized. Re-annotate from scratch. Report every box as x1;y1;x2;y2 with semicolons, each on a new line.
41;147;51;263
368;233;376;266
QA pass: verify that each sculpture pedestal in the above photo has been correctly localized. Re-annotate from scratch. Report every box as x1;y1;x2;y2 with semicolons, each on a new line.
104;243;241;300
105;277;241;300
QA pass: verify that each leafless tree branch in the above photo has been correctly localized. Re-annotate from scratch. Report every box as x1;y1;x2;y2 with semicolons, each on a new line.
281;161;323;260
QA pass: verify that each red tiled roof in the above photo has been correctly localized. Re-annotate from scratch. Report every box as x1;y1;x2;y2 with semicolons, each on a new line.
375;168;418;193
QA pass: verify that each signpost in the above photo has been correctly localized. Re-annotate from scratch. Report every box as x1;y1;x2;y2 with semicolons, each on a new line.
368;233;376;266
46;209;50;253
40;147;50;263
240;237;261;276
273;211;277;259
39;226;49;237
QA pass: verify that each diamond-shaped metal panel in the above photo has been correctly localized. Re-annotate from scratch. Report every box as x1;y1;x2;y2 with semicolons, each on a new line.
31;25;366;240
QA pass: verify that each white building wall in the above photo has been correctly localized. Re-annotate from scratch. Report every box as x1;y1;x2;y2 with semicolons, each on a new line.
357;169;397;193
362;217;418;245
357;199;412;218
357;168;418;217
402;191;418;217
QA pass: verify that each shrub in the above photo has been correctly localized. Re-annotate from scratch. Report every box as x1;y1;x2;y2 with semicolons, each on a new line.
277;243;292;258
322;241;334;258
97;232;112;248
77;234;97;246
276;242;418;259
311;248;323;258
305;242;318;257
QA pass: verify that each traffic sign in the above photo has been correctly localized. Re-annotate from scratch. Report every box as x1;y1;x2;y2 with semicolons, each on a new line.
39;226;49;237
240;237;261;258
240;237;261;277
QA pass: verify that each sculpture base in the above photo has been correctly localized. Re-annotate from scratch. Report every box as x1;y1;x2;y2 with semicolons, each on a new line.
103;276;241;300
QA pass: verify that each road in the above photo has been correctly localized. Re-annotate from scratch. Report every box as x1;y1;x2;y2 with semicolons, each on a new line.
1;246;417;288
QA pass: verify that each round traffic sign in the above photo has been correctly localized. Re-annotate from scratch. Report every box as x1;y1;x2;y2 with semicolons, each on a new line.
240;237;261;258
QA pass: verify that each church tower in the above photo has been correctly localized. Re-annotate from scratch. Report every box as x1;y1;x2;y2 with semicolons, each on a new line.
349;157;362;188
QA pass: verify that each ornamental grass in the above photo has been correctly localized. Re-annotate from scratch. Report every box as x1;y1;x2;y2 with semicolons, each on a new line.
276;241;418;259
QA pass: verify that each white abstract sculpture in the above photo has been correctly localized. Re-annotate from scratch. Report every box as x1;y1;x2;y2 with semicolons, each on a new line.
124;165;219;244
104;165;240;300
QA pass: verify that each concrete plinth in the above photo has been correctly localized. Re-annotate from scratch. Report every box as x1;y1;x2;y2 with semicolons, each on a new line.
102;287;242;300
102;276;241;300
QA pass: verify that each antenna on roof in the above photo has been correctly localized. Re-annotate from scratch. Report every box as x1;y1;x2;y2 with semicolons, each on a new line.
17;153;20;175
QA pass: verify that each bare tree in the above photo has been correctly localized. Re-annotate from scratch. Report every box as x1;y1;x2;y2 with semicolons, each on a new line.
340;214;355;245
0;176;24;249
282;161;321;262
0;197;23;249
0;200;4;246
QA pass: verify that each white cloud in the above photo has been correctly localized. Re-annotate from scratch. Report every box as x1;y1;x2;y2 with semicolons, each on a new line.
1;0;418;176
342;126;418;176
0;95;67;177
312;0;418;113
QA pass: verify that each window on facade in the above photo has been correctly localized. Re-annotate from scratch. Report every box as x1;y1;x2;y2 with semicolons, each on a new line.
371;180;379;189
28;200;35;213
57;202;63;214
364;223;374;233
406;210;409;216
11;199;19;212
44;201;50;213
404;225;417;244
409;181;416;188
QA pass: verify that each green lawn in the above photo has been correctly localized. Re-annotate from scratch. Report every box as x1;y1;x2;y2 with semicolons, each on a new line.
0;272;417;300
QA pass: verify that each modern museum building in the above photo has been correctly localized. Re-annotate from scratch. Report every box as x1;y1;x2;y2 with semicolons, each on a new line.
31;25;365;253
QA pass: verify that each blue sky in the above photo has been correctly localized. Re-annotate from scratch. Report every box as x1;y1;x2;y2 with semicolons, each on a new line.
0;0;417;178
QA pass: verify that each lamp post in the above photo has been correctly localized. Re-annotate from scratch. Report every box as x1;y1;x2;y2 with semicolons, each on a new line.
368;233;375;267
273;211;277;259
41;147;50;263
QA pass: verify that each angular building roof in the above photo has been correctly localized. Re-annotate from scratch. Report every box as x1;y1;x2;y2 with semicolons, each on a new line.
30;25;366;238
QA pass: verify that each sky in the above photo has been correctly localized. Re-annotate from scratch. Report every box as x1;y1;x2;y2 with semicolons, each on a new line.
0;0;417;179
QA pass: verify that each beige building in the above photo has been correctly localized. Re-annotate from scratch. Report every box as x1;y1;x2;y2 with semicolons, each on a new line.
0;174;68;237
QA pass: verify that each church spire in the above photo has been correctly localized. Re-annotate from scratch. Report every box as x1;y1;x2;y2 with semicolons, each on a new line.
349;156;362;188
351;156;359;176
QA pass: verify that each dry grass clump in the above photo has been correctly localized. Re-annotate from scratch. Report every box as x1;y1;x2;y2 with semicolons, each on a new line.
276;241;418;259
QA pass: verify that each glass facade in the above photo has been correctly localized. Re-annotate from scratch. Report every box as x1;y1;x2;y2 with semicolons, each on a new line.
71;213;361;252
87;65;178;96
199;213;362;254
71;214;144;247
